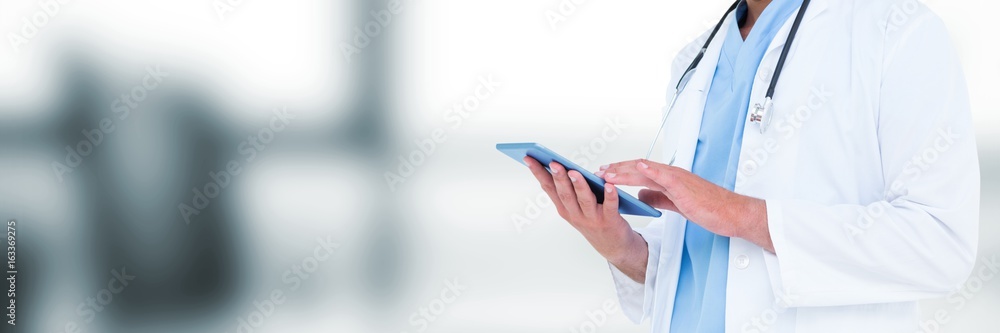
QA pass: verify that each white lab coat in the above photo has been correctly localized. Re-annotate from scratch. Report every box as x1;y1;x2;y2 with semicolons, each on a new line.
609;0;980;332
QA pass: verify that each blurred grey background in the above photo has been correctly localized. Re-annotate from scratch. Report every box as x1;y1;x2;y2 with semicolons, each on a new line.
0;0;996;332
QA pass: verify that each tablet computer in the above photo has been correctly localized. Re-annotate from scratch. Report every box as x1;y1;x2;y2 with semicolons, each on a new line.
497;142;662;218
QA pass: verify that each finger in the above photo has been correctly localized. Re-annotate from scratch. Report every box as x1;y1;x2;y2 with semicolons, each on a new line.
523;157;570;217
635;159;677;190
549;162;583;218
638;189;678;212
602;171;666;191
523;157;557;194
598;159;642;175
601;159;642;170
568;170;598;218
601;159;665;179
602;183;621;221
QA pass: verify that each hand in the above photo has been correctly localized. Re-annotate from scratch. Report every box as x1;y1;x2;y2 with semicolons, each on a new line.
599;159;774;253
522;157;649;281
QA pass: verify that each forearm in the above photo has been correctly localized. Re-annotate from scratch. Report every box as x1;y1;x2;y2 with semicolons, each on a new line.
602;160;775;254
607;230;649;283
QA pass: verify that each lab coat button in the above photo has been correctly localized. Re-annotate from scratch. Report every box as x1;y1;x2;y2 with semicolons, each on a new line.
735;254;750;269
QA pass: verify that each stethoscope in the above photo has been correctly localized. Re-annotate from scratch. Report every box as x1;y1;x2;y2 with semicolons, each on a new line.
645;0;812;161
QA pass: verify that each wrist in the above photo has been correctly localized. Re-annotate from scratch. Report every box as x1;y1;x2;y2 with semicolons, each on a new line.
607;230;645;268
731;196;773;252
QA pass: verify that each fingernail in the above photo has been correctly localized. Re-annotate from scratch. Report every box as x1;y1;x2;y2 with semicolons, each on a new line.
605;185;613;193
550;165;559;174
638;162;649;170
595;171;605;177
569;175;577;183
599;164;609;170
606;173;616;179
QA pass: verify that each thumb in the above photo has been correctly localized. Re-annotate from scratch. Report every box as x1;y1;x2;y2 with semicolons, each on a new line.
638;189;677;212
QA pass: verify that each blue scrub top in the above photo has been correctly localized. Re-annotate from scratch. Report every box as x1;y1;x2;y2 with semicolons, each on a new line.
668;1;803;332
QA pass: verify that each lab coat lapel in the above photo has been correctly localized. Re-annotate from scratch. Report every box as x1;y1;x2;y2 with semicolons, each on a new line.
736;0;830;181
670;16;734;172
647;15;735;333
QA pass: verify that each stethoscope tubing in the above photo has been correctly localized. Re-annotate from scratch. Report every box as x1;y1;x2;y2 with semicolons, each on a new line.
644;0;812;160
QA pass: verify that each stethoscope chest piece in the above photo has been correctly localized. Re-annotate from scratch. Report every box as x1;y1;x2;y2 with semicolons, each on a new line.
749;97;774;134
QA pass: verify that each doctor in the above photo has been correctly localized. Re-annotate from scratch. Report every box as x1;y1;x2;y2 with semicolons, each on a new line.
522;0;980;332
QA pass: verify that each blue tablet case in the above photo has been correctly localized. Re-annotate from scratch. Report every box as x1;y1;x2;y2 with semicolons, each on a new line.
497;142;662;218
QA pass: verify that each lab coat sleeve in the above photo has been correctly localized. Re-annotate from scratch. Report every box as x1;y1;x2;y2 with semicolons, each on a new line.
765;7;979;307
